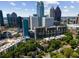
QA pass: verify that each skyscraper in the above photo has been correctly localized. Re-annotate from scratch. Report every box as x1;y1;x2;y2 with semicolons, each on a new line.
22;18;30;39
76;14;79;24
29;15;39;30
37;1;44;26
7;14;12;27
37;1;44;17
17;16;22;29
50;7;55;17
0;10;4;26
11;12;17;27
54;6;61;21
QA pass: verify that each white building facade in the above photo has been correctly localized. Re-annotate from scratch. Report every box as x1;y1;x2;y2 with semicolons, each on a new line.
30;16;39;30
42;17;54;27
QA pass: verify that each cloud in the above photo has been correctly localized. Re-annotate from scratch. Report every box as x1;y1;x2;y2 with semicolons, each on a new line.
48;1;59;5
44;1;59;9
63;5;74;9
70;5;74;8
44;1;59;5
62;9;69;12
24;8;28;11
3;8;34;17
62;11;77;17
22;2;26;6
10;2;16;6
63;6;68;9
32;9;35;11
13;7;22;10
71;1;74;3
45;8;50;15
76;1;79;3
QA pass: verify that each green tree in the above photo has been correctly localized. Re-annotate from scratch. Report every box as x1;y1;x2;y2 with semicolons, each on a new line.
55;53;66;58
76;49;79;54
63;36;73;43
49;40;61;50
71;52;79;58
27;52;32;56
60;41;67;47
63;47;73;58
64;32;73;43
14;33;20;37
50;52;66;58
1;51;13;58
69;39;77;49
37;54;42;58
50;52;58;58
47;47;54;52
0;40;44;58
64;31;72;37
76;35;79;39
35;42;44;50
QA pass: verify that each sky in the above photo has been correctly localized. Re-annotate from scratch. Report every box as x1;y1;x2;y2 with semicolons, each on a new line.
0;1;79;17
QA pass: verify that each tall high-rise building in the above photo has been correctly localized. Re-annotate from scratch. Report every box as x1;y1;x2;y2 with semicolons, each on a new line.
37;1;44;26
76;14;79;24
22;19;30;39
29;16;39;30
54;6;61;21
11;12;17;27
17;16;22;29
50;7;55;17
7;14;12;27
0;10;4;26
37;1;44;17
28;16;31;30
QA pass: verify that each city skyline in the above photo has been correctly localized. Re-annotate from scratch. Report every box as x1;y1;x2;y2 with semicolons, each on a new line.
0;1;79;17
1;1;79;58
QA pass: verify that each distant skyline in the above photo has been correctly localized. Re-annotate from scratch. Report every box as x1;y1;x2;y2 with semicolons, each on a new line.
0;1;79;17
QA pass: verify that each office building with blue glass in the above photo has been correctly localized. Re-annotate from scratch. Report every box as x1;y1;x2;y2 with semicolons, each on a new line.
22;18;30;39
0;10;4;26
37;1;44;26
37;1;44;17
7;14;12;27
11;12;17;27
17;16;22;29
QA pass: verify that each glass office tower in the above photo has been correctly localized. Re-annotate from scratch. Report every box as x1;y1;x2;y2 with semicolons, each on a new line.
11;12;17;27
37;1;44;26
17;16;22;29
22;18;30;39
0;10;4;26
37;1;44;17
7;14;12;27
